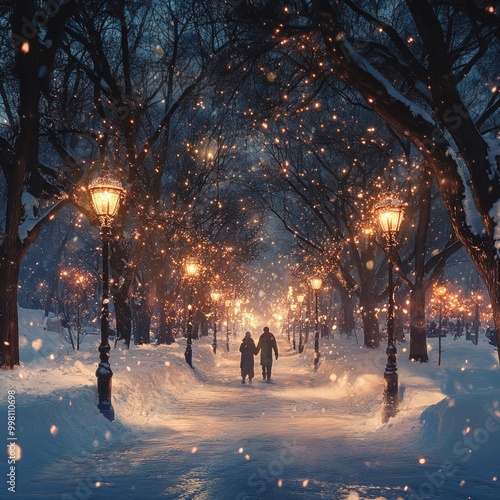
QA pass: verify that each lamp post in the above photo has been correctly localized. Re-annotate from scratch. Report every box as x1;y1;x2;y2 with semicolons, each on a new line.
309;278;322;368
287;304;291;344
376;197;404;422
88;169;124;421
184;258;200;368
225;299;232;352
234;299;242;338
436;285;447;366
296;294;305;353
210;291;221;354
472;292;482;346
290;303;297;350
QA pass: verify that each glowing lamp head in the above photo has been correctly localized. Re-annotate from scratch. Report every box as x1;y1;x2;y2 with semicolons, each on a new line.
310;278;322;291
88;172;124;223
375;197;404;235
211;291;221;302
296;294;305;304
185;258;200;278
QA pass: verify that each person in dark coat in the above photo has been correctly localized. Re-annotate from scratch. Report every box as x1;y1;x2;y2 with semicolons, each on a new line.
239;331;257;384
256;326;278;382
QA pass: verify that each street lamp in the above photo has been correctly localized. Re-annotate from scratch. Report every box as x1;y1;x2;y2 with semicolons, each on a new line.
472;292;482;346
309;278;322;368
210;291;221;354
225;299;232;352
436;285;447;366
290;303;297;350
296;294;305;353
376;197;404;422
184;257;200;368
88;168;124;421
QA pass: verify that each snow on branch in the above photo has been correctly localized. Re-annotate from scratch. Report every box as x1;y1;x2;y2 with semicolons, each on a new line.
339;35;434;125
19;192;66;245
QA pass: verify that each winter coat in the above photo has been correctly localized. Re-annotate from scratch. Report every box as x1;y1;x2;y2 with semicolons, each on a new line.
239;338;257;378
256;331;278;367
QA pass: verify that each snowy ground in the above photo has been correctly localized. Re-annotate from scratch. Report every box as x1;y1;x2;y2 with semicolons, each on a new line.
2;308;500;499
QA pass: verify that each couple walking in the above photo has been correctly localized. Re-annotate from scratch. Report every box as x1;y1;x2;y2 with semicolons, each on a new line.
239;326;278;384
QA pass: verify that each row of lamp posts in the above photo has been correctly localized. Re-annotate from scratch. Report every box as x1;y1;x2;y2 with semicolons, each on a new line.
286;198;404;419
88;165;404;422
183;261;236;366
86;167;234;417
288;283;321;368
209;293;233;355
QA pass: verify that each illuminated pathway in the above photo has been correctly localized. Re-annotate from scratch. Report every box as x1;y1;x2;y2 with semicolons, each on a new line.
23;336;486;500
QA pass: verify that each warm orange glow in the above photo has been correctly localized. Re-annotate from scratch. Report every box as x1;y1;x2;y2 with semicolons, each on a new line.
310;278;322;291
88;173;124;219
376;197;404;234
185;258;200;277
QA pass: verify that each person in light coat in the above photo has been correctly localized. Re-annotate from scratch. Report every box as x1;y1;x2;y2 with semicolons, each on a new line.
256;326;278;382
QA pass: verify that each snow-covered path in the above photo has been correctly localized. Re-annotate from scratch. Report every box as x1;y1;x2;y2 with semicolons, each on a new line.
12;328;500;500
21;337;420;500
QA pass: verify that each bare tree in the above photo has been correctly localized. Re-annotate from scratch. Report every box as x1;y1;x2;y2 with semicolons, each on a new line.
0;0;80;368
226;0;500;359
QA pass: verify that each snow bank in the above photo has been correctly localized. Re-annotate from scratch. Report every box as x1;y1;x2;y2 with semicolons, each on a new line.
1;307;216;476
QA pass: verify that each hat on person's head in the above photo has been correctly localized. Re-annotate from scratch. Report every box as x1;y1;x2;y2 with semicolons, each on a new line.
263;326;269;333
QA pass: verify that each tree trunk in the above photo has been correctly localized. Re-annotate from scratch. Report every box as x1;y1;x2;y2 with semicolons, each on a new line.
478;257;500;363
394;287;406;342
1;2;40;368
156;295;176;345
134;301;151;345
199;307;210;337
155;277;168;345
114;295;131;348
110;239;134;348
359;288;380;348
43;233;70;321
394;309;406;343
339;288;356;336
167;309;176;344
0;255;21;368
157;302;168;344
0;0;78;368
409;284;429;362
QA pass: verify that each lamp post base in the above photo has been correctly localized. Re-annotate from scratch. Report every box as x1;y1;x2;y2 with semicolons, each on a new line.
382;371;399;423
185;344;193;368
97;401;115;422
96;360;114;421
